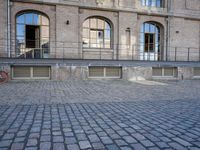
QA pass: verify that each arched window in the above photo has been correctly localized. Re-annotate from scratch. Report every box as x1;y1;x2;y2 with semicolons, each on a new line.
140;22;162;60
16;11;49;58
82;17;112;49
141;0;163;7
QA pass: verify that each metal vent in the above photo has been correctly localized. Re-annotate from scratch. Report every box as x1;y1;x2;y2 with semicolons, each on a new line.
12;66;31;78
33;67;50;78
152;67;162;76
12;66;50;79
152;67;177;77
194;68;200;76
106;67;121;77
89;67;122;78
89;67;104;77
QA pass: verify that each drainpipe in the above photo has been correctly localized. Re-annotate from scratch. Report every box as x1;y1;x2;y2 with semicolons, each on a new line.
166;0;171;61
7;0;11;58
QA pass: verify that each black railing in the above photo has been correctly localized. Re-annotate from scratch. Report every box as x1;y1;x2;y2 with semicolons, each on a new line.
0;39;199;62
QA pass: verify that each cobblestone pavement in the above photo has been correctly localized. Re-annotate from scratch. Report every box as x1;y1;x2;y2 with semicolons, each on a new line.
0;80;200;150
0;80;200;105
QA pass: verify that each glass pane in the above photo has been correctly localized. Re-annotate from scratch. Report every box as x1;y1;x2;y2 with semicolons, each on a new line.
157;0;161;7
41;26;49;38
17;25;24;36
17;15;25;24
105;22;111;30
142;0;146;6
104;30;110;39
98;19;104;29
90;18;97;28
90;30;97;39
104;40;111;48
33;14;40;25
98;31;104;39
150;24;155;33
151;0;156;6
149;34;154;43
25;13;33;24
144;23;150;32
41;16;49;25
41;38;49;48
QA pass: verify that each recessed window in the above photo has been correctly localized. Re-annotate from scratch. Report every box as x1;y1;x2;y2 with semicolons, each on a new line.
152;67;178;77
89;67;122;78
145;33;155;52
140;22;162;61
193;68;200;77
16;12;49;58
141;0;164;8
83;17;112;49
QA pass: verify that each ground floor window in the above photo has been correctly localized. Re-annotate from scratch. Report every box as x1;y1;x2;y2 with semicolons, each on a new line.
152;67;178;77
140;22;162;61
89;66;122;78
16;11;50;59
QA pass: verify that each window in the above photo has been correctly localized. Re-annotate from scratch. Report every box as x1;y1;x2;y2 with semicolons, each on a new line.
16;12;49;58
152;67;178;77
193;68;200;77
89;67;122;78
83;17;112;48
140;22;161;60
126;28;131;49
145;33;155;52
141;0;163;7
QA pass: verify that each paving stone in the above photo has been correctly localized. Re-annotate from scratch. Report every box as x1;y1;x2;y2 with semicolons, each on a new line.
92;142;105;149
40;142;51;150
123;136;137;144
67;144;80;150
131;143;147;150
168;142;188;150
173;137;192;146
0;80;200;149
26;139;38;146
140;140;155;147
53;143;65;150
106;144;120;150
11;143;24;150
79;141;91;149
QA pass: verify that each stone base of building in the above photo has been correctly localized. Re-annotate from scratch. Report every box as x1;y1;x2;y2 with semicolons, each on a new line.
1;59;200;81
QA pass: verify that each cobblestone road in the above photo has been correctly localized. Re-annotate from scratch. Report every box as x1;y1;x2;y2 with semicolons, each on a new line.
0;80;200;150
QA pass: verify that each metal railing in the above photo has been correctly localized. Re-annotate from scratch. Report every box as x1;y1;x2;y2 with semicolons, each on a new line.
0;39;199;62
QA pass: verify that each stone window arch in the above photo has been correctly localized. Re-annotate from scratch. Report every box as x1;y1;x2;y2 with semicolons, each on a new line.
16;11;50;58
82;17;112;49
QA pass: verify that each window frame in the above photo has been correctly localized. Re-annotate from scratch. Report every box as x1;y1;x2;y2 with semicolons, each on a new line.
82;17;112;49
16;11;50;58
144;33;155;52
141;0;164;8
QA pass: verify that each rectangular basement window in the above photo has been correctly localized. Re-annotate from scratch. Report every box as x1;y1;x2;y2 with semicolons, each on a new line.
193;67;200;77
89;66;122;78
152;67;178;78
12;66;50;80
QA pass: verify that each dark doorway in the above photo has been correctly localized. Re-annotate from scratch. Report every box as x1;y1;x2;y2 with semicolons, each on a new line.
26;25;40;48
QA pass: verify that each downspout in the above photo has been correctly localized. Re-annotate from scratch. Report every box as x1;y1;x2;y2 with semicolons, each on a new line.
7;0;11;58
166;0;171;61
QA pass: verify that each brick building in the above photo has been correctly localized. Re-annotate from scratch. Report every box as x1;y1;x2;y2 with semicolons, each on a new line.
0;0;200;80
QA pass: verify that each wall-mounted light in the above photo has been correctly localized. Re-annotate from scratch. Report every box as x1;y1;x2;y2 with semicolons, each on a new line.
66;20;70;25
